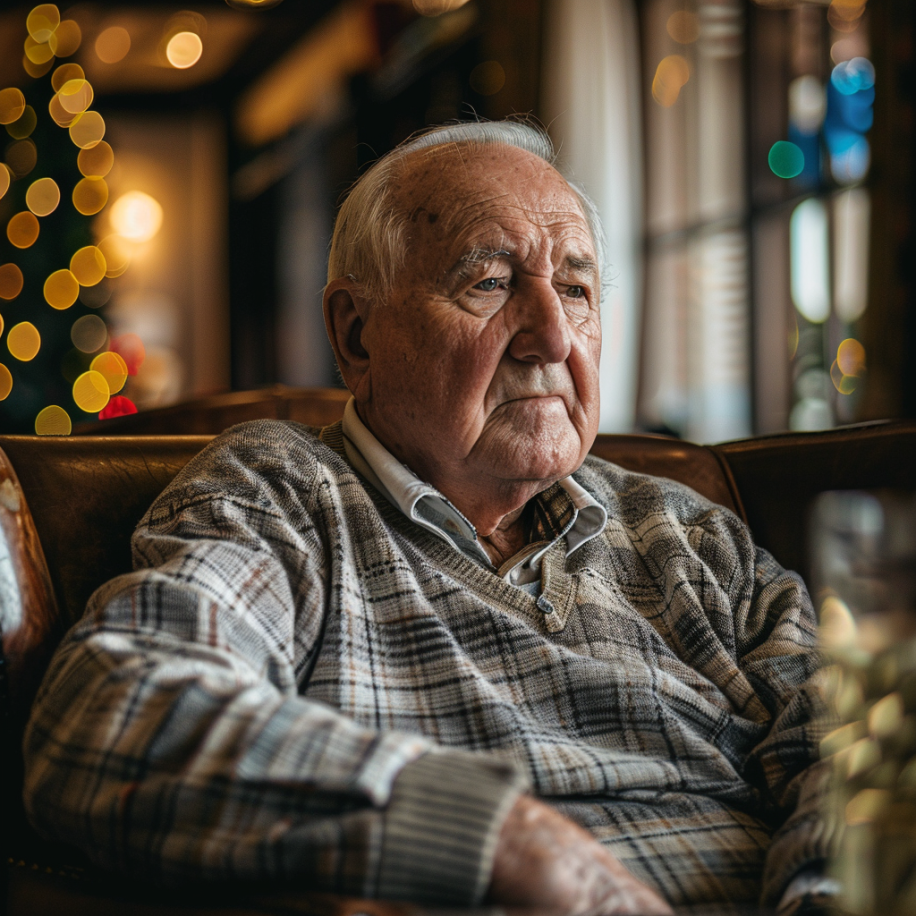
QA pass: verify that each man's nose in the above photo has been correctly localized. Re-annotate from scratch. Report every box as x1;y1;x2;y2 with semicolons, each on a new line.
507;280;572;365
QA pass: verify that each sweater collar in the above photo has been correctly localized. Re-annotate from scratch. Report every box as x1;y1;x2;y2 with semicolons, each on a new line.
339;399;607;573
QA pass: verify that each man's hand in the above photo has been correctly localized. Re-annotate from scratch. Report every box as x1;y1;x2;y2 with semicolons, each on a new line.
487;795;673;916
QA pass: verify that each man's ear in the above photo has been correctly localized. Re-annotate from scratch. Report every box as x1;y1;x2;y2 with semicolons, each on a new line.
323;278;371;397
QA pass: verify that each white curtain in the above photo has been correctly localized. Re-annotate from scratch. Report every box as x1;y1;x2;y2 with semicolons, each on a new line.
541;0;644;433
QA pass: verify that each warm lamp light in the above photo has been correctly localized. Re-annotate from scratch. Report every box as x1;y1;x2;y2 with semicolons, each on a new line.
110;191;163;242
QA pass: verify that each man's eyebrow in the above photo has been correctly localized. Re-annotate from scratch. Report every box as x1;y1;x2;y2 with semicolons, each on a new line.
448;247;513;279
566;255;599;276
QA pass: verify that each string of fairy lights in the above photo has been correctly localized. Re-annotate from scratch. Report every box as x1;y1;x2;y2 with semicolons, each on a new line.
0;3;144;435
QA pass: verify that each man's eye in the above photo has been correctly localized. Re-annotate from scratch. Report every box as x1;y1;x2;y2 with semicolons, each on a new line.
566;285;585;299
474;277;502;292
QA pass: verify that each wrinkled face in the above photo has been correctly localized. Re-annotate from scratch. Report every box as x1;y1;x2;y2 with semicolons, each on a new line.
357;144;602;501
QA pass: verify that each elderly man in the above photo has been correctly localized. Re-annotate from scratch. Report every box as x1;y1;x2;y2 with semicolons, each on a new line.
24;122;831;914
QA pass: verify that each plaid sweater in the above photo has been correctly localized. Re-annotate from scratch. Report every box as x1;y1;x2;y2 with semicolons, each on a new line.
23;420;833;907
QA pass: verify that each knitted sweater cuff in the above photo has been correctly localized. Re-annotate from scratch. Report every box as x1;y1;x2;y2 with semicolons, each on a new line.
376;749;529;905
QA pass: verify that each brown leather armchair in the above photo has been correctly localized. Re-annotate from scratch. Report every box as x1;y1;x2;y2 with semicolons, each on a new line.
3;395;915;914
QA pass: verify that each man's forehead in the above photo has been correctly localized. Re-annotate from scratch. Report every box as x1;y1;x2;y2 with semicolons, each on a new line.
391;143;593;256
393;143;579;213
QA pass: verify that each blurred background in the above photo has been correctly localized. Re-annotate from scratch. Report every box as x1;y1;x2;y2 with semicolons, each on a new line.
0;0;912;441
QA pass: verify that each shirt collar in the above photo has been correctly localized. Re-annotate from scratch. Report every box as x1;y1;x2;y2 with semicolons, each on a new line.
340;398;607;572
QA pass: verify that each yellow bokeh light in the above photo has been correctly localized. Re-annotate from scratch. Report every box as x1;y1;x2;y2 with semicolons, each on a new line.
8;321;41;361
166;31;203;69
23;55;53;79
653;55;691;107
51;63;85;92
35;405;72;436
49;19;82;57
0;165;9;200
73;369;110;413
27;4;60;43
830;0;866;21
97;234;131;277
72;177;109;215
837;337;866;376
24;35;55;66
59;79;94;114
70;245;107;286
110;191;163;241
6;139;37;178
0;263;24;300
71;314;107;352
0;314;3;338
69;110;106;149
44;269;80;309
667;10;700;44
26;176;61;216
0;364;12;401
48;93;78;128
95;26;131;64
7;211;40;249
91;351;128;394
77;140;114;178
0;88;27;126
7;105;37;140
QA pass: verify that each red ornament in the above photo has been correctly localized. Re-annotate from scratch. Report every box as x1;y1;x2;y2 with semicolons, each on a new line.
99;395;137;420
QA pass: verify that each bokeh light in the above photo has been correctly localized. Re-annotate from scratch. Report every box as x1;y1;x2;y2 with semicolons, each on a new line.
667;11;699;44
49;92;78;128
837;338;866;376
26;176;60;216
0;364;12;401
166;32;203;69
91;350;128;393
72;177;109;215
469;61;505;96
59;78;94;114
0;88;27;125
51;63;84;92
44;268;79;309
768;141;805;179
73;369;110;413
652;55;690;108
7;105;37;140
789;76;826;134
79;279;111;309
24;35;55;66
111;332;145;374
95;26;131;64
99;394;137;419
7;211;40;249
0;315;3;338
6;139;38;178
71;314;108;352
0;165;9;200
69;110;106;149
23;55;53;79
0;264;24;300
26;4;60;43
77;140;113;178
791;198;830;323
49;19;81;57
35;405;72;436
70;245;107;286
97;234;131;277
8;321;41;361
110;191;163;241
830;359;859;395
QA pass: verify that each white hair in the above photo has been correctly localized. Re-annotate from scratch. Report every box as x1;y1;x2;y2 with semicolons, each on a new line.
327;120;607;304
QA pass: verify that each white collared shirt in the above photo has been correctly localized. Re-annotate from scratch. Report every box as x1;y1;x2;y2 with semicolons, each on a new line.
340;399;606;591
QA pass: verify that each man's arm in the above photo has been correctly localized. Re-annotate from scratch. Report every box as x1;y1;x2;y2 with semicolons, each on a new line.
22;459;525;904
22;439;668;913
